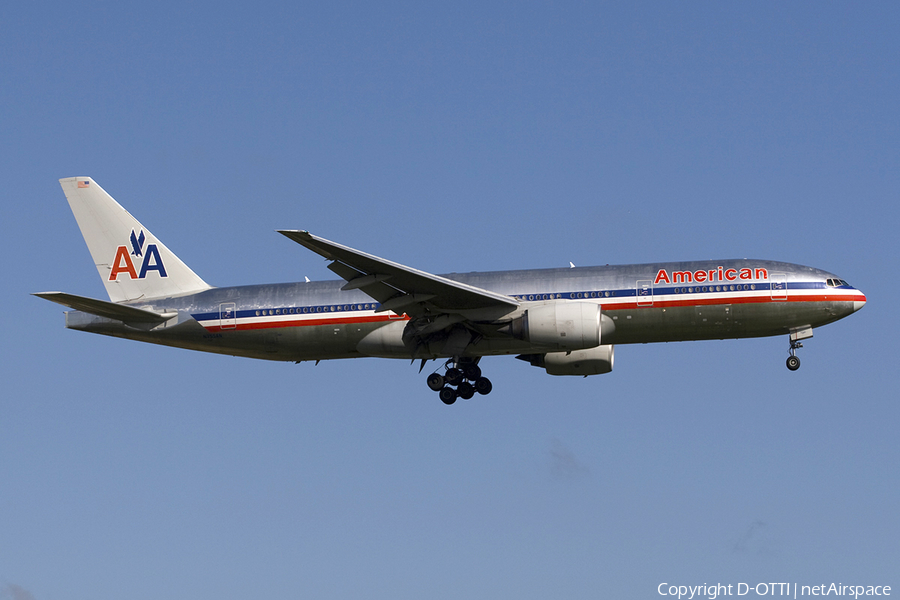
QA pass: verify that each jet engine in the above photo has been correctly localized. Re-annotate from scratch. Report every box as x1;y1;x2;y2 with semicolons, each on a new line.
517;345;615;376
507;302;602;351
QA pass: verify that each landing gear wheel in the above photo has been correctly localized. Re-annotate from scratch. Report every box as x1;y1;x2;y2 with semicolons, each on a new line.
474;377;493;395
457;381;475;400
445;367;463;386
427;372;445;391
462;363;482;380
786;355;801;371
439;386;458;405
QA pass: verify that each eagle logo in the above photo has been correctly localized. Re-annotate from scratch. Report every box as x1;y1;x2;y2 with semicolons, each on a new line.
130;230;146;257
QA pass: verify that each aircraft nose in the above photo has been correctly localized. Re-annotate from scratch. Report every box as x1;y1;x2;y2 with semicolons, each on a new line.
853;290;867;313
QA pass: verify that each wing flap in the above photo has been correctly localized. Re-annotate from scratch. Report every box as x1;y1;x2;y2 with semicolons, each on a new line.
326;261;399;303
341;273;392;291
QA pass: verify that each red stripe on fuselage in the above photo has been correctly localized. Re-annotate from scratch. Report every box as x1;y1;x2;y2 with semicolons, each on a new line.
197;291;865;332
201;313;406;333
593;292;865;311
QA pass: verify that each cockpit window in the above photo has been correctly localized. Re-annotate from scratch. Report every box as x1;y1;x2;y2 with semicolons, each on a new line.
826;278;851;287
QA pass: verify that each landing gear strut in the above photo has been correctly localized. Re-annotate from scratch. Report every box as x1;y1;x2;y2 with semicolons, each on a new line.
428;357;492;404
786;327;813;371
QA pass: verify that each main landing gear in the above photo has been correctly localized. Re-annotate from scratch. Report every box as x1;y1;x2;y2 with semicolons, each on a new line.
426;358;493;405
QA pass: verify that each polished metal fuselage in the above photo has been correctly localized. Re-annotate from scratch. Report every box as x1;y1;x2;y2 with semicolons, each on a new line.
63;258;865;362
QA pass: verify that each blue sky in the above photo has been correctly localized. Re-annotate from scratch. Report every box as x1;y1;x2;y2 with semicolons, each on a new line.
2;2;898;599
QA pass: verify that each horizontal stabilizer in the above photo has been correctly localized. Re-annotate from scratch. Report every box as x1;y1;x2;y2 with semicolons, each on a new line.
33;291;177;324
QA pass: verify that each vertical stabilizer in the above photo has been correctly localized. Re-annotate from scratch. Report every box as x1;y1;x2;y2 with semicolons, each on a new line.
59;177;212;302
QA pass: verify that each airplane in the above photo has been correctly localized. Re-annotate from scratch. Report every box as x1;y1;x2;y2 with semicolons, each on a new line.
35;177;867;405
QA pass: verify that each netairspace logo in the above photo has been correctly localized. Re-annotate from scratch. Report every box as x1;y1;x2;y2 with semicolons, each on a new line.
657;582;891;599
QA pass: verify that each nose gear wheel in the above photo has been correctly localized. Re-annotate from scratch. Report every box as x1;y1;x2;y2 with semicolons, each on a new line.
786;337;803;371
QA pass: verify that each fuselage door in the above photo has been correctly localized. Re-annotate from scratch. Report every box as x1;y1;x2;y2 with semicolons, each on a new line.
636;280;653;306
770;273;788;301
219;302;236;329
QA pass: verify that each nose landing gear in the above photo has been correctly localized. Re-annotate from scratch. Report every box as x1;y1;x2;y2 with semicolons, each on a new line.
786;327;813;371
786;346;801;371
427;358;493;404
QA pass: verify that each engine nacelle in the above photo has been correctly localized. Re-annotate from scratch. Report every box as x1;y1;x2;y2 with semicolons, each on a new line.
510;302;602;351
519;345;615;376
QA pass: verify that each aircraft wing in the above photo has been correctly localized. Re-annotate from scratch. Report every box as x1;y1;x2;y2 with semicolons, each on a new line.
278;230;519;318
33;291;177;325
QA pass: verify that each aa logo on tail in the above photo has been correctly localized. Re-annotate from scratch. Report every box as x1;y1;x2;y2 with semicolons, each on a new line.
109;229;168;281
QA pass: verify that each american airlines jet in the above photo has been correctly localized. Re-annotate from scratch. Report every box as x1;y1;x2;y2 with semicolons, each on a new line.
36;178;866;404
